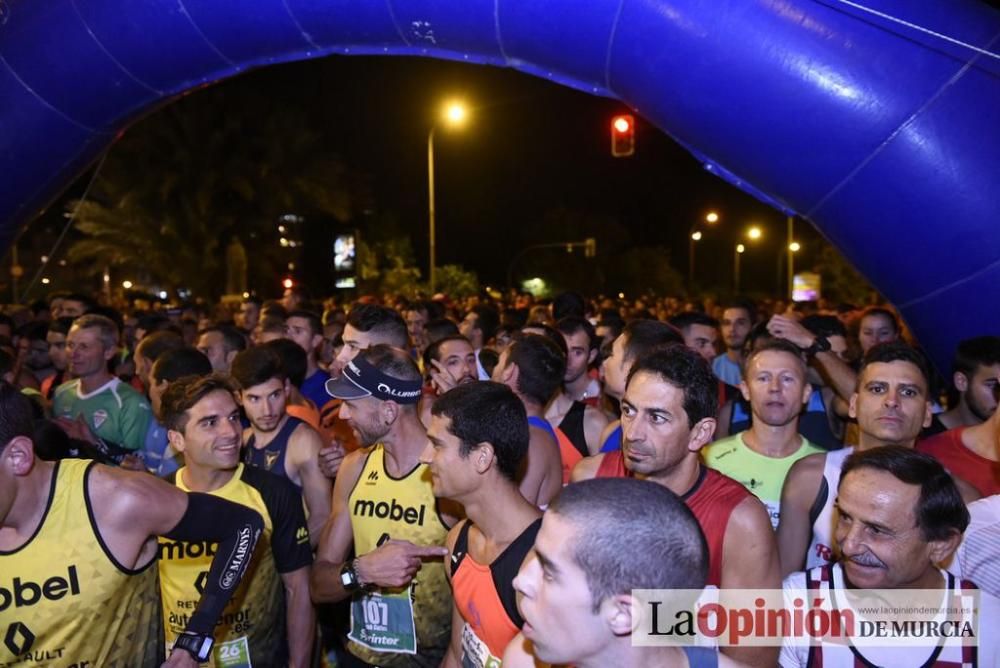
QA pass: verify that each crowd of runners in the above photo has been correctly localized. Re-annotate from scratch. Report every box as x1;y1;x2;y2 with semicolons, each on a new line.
1;287;998;667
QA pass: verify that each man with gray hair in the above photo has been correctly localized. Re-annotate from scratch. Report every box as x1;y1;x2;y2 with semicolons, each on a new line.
52;314;152;454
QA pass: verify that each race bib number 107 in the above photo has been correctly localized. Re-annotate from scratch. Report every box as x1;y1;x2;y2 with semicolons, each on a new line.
349;588;418;655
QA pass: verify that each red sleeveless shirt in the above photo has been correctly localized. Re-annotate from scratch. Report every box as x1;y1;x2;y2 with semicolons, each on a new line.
596;451;749;586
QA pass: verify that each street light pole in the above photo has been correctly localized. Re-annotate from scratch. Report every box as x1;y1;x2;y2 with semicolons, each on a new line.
786;215;795;300
734;244;745;294
427;127;437;293
426;102;469;294
688;212;719;291
688;231;702;288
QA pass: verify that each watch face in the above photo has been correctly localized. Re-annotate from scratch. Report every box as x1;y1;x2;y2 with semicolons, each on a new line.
341;570;354;587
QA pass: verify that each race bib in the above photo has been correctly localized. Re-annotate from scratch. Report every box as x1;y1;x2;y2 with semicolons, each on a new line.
460;623;502;668
349;587;418;655
214;636;252;667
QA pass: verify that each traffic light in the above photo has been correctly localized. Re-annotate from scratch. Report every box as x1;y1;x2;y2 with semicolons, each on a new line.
610;114;635;157
585;237;597;258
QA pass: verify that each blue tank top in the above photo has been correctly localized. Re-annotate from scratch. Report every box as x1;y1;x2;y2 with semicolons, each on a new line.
683;646;718;667
600;424;623;453
527;415;557;442
244;416;303;488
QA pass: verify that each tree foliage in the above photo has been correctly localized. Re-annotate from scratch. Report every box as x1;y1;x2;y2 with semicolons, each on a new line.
66;87;361;298
815;243;878;305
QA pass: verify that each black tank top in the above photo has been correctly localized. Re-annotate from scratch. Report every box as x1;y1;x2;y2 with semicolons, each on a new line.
244;416;303;488
557;400;590;458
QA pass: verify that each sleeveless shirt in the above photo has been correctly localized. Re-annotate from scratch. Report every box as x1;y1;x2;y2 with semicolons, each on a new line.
347;446;452;666
244;415;303;487
158;464;312;667
0;459;163;667
451;518;542;665
783;564;982;667
806;447;854;570
595;452;749;587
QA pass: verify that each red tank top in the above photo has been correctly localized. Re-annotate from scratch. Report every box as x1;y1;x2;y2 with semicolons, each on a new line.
918;427;1000;496
595;451;748;586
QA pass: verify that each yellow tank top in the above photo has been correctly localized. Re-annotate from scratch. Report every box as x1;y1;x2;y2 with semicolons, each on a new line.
158;463;308;667
0;459;163;667
347;446;452;667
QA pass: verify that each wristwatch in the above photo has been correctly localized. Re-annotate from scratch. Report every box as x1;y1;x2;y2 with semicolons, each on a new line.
803;335;831;357
340;559;362;592
174;631;214;662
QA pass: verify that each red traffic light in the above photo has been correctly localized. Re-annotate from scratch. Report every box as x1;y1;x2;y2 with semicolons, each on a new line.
611;114;635;157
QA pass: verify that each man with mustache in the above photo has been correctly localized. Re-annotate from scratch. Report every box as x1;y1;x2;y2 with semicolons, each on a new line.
777;342;980;576
780;447;998;667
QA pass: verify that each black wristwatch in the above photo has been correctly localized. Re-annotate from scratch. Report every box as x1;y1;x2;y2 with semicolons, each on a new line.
803;335;831;357
340;559;362;593
174;631;214;662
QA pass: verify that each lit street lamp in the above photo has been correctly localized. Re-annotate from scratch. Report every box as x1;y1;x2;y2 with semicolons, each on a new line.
733;226;762;294
688;211;720;289
428;100;469;293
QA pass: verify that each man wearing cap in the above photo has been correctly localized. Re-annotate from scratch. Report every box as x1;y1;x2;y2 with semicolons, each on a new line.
312;345;456;667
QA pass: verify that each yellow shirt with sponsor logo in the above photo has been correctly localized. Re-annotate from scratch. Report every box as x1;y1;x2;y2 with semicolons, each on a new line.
348;445;452;667
157;464;312;667
0;459;163;668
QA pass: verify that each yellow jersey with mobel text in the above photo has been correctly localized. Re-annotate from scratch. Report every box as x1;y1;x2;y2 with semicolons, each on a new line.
347;445;452;667
0;459;163;667
158;463;312;668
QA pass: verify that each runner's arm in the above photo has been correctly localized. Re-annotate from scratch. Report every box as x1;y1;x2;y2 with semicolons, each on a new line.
281;566;315;668
289;424;333;546
569;453;603;482
582;405;609;455
719;495;781;667
442;522;465;668
776;454;824;577
311;449;367;603
518;430;557;507
92;466;264;637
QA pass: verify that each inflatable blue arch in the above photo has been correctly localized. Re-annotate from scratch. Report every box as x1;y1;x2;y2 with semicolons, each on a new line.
1;0;999;370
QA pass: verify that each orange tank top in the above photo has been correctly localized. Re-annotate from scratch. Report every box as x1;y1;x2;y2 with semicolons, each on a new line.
555;426;583;484
451;518;542;662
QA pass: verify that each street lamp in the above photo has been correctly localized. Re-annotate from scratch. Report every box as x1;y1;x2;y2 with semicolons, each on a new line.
688;211;720;289
428;100;469;293
733;226;762;294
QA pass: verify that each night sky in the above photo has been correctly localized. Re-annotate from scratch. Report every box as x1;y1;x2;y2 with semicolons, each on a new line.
272;55;828;291
37;53;831;297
